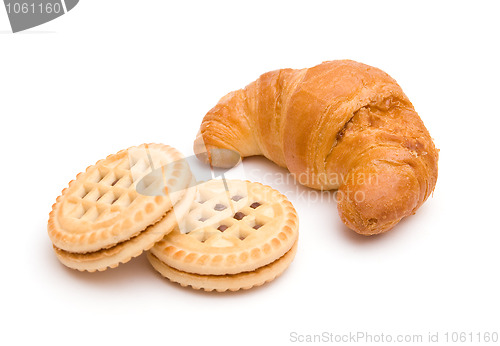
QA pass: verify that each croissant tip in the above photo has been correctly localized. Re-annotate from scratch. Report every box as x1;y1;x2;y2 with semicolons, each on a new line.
193;138;242;169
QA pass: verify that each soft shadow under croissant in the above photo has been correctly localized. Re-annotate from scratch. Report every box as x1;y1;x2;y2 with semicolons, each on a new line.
194;60;438;235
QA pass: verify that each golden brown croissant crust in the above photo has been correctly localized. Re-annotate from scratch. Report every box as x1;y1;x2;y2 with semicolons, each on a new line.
194;60;438;235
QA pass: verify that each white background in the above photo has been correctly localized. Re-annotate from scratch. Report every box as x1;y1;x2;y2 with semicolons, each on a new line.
1;1;499;345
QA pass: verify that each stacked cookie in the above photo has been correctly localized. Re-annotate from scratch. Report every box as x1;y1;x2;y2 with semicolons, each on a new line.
148;179;299;292
47;144;299;291
48;143;195;272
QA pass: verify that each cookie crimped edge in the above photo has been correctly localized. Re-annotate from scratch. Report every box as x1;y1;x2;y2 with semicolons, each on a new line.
150;180;299;275
48;143;191;253
148;239;298;292
52;183;197;272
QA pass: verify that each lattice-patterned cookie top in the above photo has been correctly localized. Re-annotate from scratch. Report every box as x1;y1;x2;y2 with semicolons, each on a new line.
150;179;298;275
48;143;192;253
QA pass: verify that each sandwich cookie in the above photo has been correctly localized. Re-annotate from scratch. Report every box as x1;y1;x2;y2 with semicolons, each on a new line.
48;143;195;272
148;179;299;292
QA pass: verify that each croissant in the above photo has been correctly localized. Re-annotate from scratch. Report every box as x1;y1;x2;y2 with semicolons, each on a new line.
194;60;438;235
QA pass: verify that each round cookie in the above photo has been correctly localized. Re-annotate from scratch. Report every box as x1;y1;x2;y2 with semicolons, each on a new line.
150;179;299;275
148;179;299;291
148;240;298;292
53;183;196;272
47;143;194;271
